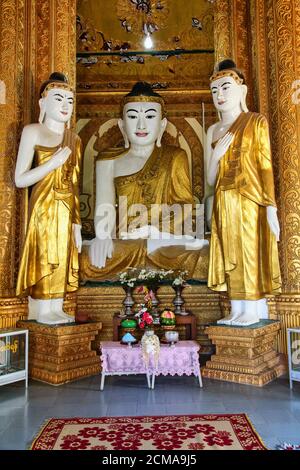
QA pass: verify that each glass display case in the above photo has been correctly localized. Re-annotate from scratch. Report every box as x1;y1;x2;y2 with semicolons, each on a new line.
0;328;28;387
287;328;300;389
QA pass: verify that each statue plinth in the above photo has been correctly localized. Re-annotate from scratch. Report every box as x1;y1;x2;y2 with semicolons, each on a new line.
201;320;286;387
17;320;102;385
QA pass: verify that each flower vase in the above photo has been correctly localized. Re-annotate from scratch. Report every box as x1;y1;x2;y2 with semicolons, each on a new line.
172;285;185;315
122;285;135;317
143;329;155;338
148;284;160;324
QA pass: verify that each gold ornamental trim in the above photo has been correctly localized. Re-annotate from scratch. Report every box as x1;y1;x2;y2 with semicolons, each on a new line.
210;70;244;85
205;321;280;338
201;364;286;387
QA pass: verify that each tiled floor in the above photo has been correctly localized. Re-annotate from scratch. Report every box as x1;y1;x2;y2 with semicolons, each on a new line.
0;374;299;450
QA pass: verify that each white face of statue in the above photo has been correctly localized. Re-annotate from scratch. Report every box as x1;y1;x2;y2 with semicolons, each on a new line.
40;88;74;124
120;101;167;147
210;76;243;113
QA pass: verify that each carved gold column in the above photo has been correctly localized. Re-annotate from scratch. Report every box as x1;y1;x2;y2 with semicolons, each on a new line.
249;0;270;117
213;1;300;355
264;0;300;353
35;0;76;97
230;0;254;109
0;0;28;326
214;1;254;108
0;0;76;328
213;0;232;62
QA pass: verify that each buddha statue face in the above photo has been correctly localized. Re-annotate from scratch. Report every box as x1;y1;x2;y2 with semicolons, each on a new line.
210;75;248;114
119;101;167;148
39;87;74;125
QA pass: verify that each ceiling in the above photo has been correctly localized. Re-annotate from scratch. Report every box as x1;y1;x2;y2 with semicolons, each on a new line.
76;0;215;91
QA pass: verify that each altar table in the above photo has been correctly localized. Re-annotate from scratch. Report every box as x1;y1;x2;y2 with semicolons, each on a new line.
100;340;202;390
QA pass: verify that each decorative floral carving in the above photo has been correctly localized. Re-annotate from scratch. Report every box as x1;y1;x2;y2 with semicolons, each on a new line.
213;0;232;62
0;0;26;296
266;0;300;292
116;0;169;36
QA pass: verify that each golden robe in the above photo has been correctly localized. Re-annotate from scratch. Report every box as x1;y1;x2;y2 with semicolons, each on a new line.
16;130;82;299
208;112;281;300
80;144;209;281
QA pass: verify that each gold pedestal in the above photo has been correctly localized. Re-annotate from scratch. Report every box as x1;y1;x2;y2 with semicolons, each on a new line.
201;320;286;387
17;320;102;385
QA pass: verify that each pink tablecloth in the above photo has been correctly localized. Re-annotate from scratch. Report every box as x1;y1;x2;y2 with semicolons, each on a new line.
100;340;200;377
100;342;148;374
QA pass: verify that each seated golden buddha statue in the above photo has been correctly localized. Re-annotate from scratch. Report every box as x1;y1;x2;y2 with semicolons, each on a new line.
80;82;209;282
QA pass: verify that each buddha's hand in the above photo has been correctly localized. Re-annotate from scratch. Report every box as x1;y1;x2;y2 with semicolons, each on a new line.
267;206;280;241
121;225;161;240
48;146;72;171
212;132;234;163
73;224;82;253
121;225;159;240
89;236;114;268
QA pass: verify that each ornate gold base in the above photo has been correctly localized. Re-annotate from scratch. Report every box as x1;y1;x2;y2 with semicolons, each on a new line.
0;297;28;329
201;320;286;387
17;320;102;385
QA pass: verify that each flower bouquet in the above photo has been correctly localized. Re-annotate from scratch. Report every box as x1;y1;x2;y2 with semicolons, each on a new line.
118;267;139;288
172;270;189;287
135;306;154;330
171;270;190;315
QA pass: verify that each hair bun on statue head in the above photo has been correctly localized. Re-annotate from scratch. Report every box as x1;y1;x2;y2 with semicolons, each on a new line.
217;58;237;71
39;71;73;97
126;81;162;99
48;72;68;83
122;81;166;116
210;58;245;85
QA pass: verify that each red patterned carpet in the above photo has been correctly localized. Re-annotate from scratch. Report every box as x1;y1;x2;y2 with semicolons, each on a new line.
30;414;266;450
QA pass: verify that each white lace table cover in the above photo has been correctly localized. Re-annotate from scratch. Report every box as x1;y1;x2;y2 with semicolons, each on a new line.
100;340;200;377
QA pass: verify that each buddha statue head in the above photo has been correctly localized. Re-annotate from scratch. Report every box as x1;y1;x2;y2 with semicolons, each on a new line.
210;59;248;115
38;72;74;128
118;81;168;149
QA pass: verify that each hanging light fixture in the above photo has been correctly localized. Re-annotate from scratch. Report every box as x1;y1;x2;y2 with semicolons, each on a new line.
143;22;154;49
144;32;153;49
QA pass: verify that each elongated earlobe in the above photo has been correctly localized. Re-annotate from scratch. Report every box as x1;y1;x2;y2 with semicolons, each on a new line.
38;98;46;124
156;117;167;148
240;85;249;112
38;108;45;124
118;118;130;148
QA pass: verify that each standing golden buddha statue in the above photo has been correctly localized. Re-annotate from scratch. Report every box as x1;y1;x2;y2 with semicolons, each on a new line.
15;72;82;324
206;60;281;326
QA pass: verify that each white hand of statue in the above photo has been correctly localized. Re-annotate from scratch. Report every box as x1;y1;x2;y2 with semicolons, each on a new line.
212;132;234;163
48;146;71;171
267;206;280;241
89;237;114;268
73;224;82;253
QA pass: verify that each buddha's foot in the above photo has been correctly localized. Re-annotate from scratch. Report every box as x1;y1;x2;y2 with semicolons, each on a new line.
37;311;72;325
53;310;74;323
231;313;260;327
217;313;241;325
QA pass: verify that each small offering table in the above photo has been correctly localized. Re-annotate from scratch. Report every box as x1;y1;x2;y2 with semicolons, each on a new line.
100;340;202;390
